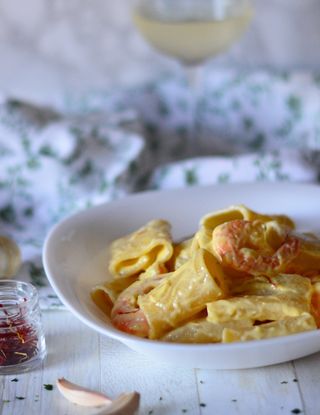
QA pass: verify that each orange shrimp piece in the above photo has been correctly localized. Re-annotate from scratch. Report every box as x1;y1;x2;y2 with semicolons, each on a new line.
111;274;164;338
212;220;300;276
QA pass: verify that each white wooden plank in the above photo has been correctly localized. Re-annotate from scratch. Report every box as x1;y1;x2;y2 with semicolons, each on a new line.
1;311;101;415
1;366;44;415
100;336;200;415
292;352;320;415
196;362;304;415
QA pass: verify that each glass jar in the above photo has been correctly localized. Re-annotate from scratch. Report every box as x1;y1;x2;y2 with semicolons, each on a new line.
0;280;46;375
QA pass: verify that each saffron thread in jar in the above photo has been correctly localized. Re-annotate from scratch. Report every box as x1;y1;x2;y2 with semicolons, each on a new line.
0;301;38;367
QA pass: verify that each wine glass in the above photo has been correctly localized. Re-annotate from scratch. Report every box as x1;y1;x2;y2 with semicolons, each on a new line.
133;0;254;155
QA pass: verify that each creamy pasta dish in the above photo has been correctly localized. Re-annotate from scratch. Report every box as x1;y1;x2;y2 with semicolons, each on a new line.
91;205;320;343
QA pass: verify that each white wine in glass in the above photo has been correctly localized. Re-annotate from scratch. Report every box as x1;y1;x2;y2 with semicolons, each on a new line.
134;0;253;66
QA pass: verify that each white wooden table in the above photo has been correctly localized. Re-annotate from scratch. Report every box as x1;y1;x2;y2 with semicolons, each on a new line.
1;310;320;415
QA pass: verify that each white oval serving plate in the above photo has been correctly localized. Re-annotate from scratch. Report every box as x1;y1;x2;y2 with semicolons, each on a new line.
43;182;320;369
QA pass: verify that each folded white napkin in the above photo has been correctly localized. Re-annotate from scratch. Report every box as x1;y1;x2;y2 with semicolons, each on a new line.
73;69;320;162
1;69;320;308
149;150;317;190
0;99;146;307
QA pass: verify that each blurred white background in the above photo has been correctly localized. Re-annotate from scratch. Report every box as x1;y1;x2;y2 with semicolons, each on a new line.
0;0;319;105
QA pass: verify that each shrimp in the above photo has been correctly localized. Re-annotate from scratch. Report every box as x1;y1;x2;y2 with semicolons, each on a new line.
212;220;300;276
111;274;165;338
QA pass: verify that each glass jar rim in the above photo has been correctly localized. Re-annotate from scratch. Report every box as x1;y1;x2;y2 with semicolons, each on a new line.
0;280;39;311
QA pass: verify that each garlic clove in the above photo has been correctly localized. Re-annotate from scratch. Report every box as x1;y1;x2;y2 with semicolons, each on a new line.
94;391;140;415
56;377;112;407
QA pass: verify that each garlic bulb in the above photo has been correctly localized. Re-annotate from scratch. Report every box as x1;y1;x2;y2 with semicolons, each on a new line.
0;235;21;278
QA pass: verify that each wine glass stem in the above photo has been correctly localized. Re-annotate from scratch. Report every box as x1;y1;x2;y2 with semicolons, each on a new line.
185;65;203;156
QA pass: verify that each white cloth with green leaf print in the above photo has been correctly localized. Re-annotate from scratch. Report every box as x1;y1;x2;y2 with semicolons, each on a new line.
1;69;320;309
